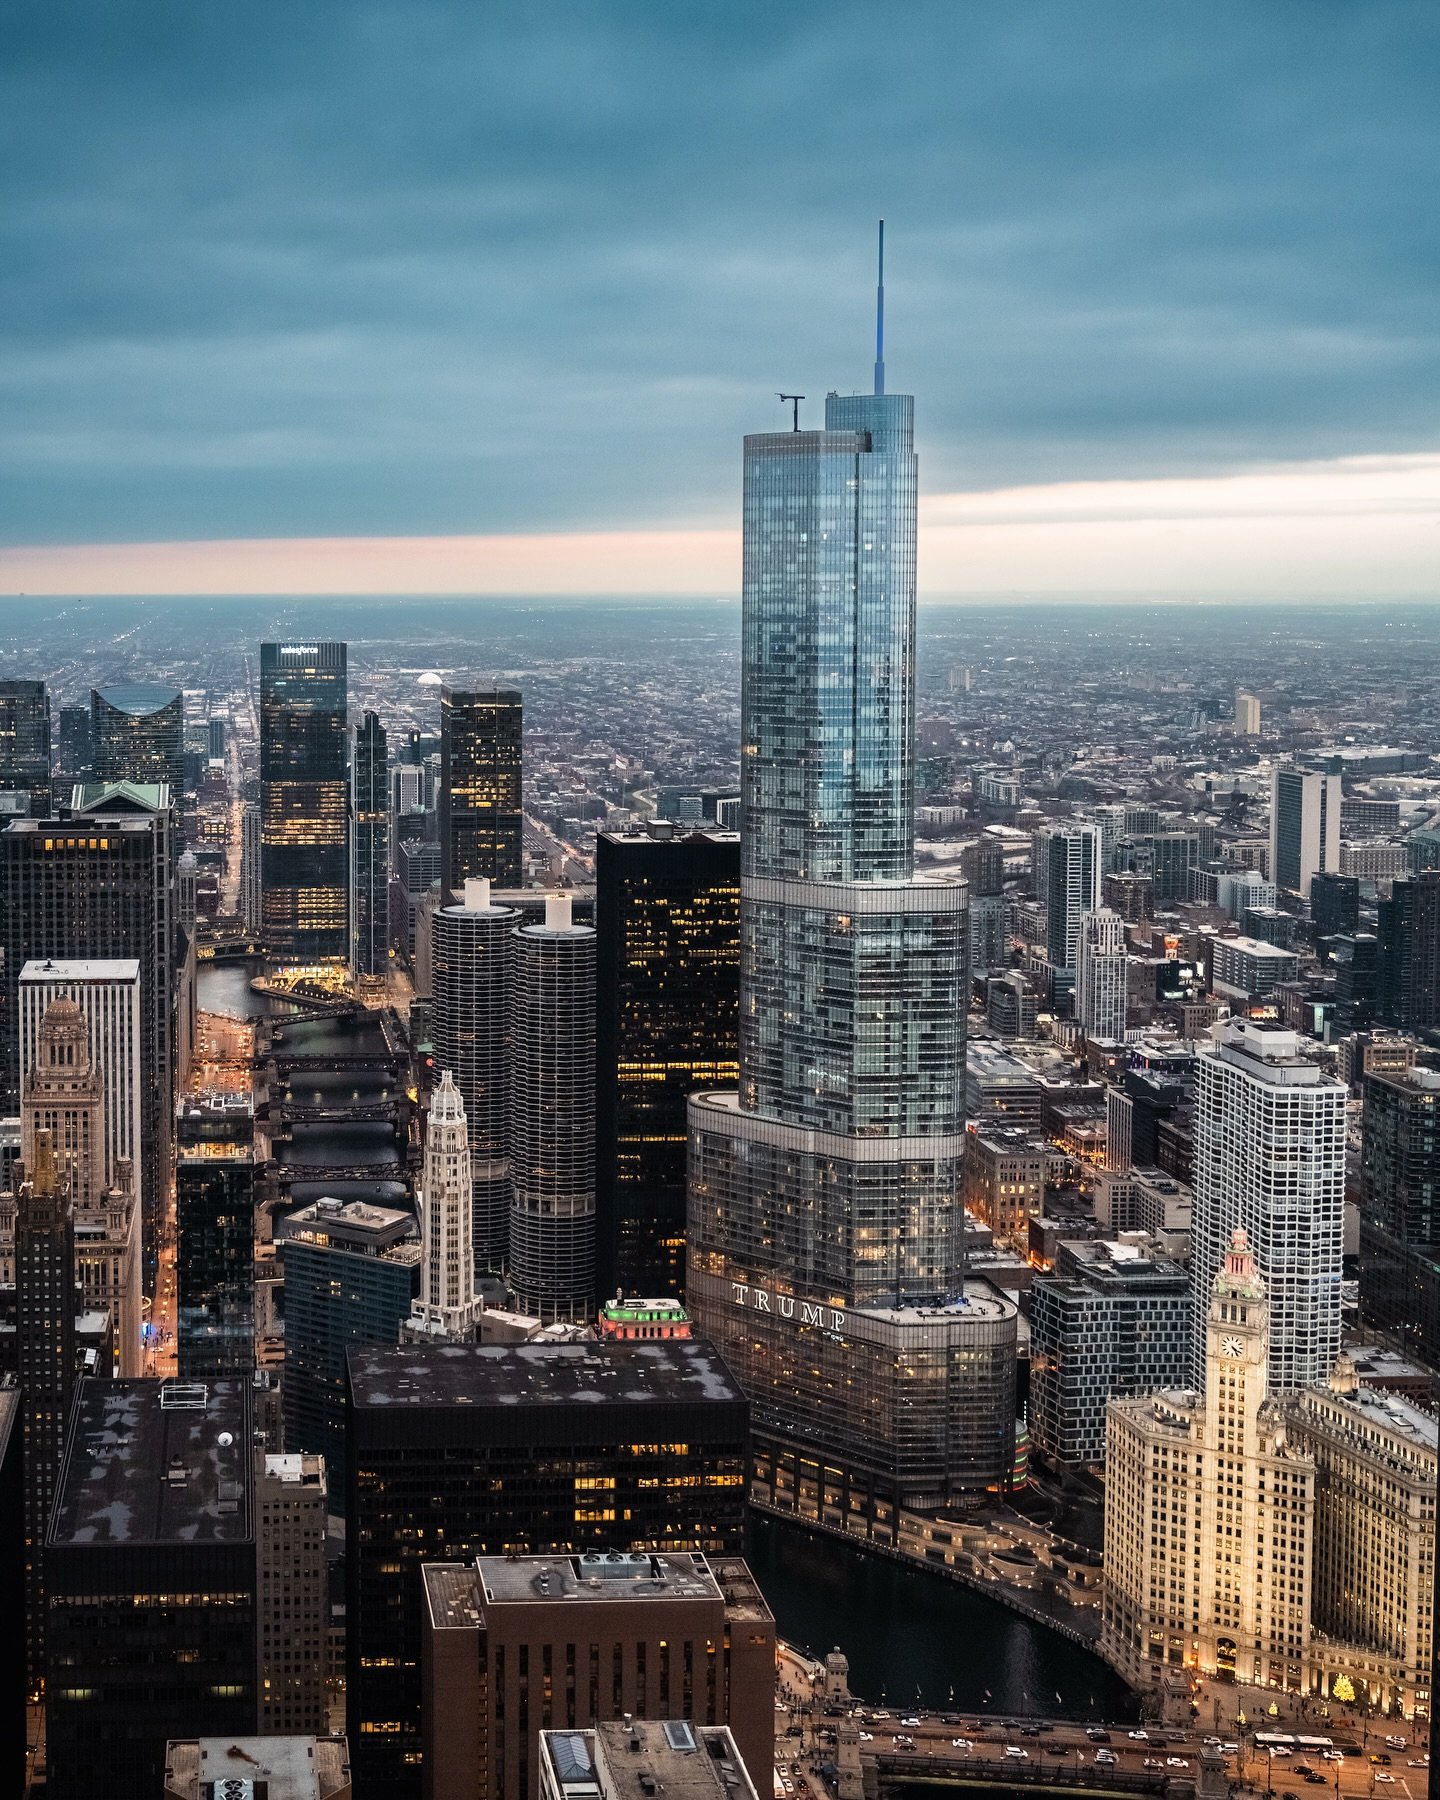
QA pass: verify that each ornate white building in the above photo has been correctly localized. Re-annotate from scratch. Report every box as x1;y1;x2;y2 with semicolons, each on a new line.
1102;1230;1436;1719
1075;906;1128;1042
410;1071;482;1340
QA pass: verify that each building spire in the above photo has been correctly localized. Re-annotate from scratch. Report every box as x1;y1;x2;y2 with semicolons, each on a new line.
873;218;885;395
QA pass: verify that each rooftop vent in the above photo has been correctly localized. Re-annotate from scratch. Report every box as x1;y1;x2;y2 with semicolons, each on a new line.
160;1381;208;1410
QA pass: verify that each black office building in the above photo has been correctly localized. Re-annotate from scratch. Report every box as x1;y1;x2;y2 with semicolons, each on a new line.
1311;870;1360;942
175;1093;255;1377
1333;932;1379;1034
0;680;51;814
1359;1062;1440;1366
260;642;349;966
439;686;523;896
57;703;91;782
46;1377;256;1794
1378;873;1440;1035
595;826;740;1299
346;1337;748;1798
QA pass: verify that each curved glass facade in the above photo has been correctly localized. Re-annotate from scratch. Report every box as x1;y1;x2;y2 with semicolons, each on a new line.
90;683;184;799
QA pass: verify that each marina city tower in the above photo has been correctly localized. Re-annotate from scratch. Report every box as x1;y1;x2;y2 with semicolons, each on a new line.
687;245;1017;1531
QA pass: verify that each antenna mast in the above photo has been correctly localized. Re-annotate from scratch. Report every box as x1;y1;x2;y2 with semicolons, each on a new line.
873;218;885;396
777;393;804;432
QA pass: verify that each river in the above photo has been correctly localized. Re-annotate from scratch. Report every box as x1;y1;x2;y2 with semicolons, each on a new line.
747;1517;1134;1721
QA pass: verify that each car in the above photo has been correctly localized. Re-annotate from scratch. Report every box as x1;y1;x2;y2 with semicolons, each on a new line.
1293;1763;1315;1775
1409;1758;1431;1769
1324;1751;1347;1762
1372;1754;1393;1766
1095;1750;1118;1765
1303;1773;1326;1785
858;1734;873;1744
1004;1747;1030;1760
900;1718;921;1728
1023;1727;1041;1738
1385;1738;1407;1751
1167;1758;1190;1769
1088;1731;1112;1744
782;1781;794;1794
951;1741;972;1751
1375;1775;1396;1785
1144;1758;1164;1770
1204;1737;1223;1748
1282;1790;1299;1800
1222;1744;1239;1755
1129;1730;1150;1742
870;1712;891;1722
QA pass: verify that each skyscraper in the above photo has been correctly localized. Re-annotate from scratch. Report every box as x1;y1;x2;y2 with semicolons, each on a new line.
431;879;518;1271
687;288;1017;1529
1075;905;1128;1040
351;709;389;998
1234;689;1261;736
594;824;740;1300
1270;764;1341;898
1357;1062;1440;1363
1310;869;1360;941
508;894;596;1321
1042;824;1101;971
0;679;51;814
15;1129;76;1692
1;785;177;1253
1377;871;1440;1033
1191;1020;1346;1392
240;799;262;933
255;1451;328;1737
56;701;90;784
175;1091;255;1376
411;1071;481;1339
19;962;144;1374
440;686;523;896
21;996;102;1208
90;682;185;799
260;642;349;967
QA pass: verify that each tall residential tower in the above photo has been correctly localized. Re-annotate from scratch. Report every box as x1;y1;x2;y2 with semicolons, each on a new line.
260;642;349;967
687;274;1016;1530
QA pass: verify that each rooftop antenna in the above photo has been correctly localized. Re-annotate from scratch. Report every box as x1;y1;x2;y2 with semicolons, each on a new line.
777;393;804;432
873;218;885;396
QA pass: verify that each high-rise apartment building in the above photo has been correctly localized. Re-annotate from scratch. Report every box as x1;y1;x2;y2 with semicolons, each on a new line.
1041;825;1102;971
351;709;389;997
90;682;185;799
411;1071;482;1339
275;1196;419;1470
0;679;51;813
1235;689;1261;736
1311;870;1360;940
1377;871;1440;1033
1270;764;1341;898
15;1130;75;1691
256;1451;329;1736
56;702;90;783
509;894;597;1321
595;825;740;1300
421;1552;774;1800
1191;1021;1345;1392
431;879;519;1271
241;798;263;932
175;1091;255;1376
1075;906;1127;1040
1030;1237;1190;1466
1;786;177;1241
46;1378;257;1792
260;642;349;967
440;686;523;896
345;1337;749;1798
687;364;1016;1531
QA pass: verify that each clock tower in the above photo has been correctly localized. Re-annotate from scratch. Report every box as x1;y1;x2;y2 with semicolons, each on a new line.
1204;1226;1270;1457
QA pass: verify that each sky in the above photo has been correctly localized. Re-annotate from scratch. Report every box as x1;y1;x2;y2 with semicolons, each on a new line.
3;1;1439;598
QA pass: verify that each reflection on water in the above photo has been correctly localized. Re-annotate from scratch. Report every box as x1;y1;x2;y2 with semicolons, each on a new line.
747;1515;1135;1721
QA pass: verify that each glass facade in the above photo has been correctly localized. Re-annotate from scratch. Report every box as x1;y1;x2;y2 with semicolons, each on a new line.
688;386;1016;1525
440;686;523;894
0;679;51;813
350;709;390;990
175;1096;255;1376
89;683;184;799
259;642;349;966
594;827;740;1300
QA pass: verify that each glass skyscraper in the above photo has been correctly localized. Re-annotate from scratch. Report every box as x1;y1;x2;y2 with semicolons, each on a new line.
259;641;349;967
90;683;184;799
350;709;389;995
688;377;1017;1534
439;685;523;896
0;679;52;814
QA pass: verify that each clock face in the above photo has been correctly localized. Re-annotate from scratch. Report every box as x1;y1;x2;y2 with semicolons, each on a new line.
1221;1334;1244;1359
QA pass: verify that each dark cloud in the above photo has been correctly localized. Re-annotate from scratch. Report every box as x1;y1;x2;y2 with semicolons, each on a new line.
2;0;1438;543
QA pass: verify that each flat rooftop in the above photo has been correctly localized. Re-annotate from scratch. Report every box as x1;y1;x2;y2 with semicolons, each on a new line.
425;1550;774;1633
544;1721;762;1800
349;1337;745;1410
163;1734;351;1800
20;956;141;982
50;1378;251;1547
